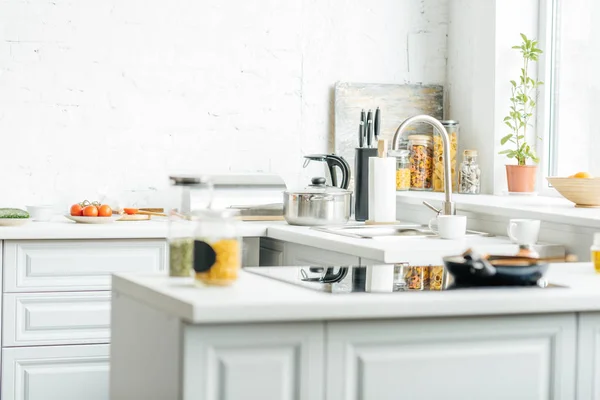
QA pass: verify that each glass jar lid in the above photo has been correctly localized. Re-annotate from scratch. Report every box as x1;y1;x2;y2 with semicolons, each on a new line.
441;120;459;126
407;134;432;142
464;149;478;157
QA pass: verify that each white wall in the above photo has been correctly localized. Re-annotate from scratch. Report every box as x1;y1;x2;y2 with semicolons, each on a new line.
447;0;539;194
0;0;448;207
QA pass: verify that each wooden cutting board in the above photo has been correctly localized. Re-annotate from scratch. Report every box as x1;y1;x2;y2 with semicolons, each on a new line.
118;214;151;221
334;82;444;177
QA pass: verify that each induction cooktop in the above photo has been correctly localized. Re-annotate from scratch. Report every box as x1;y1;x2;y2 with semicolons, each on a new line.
244;266;566;293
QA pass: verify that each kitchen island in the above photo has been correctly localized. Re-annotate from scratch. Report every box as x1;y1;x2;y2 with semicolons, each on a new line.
0;218;565;399
111;264;600;400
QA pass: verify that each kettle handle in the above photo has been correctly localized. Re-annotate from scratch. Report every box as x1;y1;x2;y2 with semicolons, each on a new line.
325;155;351;189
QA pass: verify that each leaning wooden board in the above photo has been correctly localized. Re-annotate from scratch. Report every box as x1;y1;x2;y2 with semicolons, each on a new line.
334;82;444;179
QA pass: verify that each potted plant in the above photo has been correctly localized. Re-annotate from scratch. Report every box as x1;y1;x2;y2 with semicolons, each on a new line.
499;34;544;193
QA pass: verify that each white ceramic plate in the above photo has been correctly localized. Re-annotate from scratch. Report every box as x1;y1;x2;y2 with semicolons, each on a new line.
65;215;120;224
0;218;31;227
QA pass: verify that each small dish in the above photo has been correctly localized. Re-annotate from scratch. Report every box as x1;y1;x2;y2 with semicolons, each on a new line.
65;215;120;224
26;205;56;222
0;218;31;227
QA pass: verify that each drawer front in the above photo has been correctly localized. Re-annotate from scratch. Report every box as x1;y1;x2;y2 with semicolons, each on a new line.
3;292;111;347
2;344;109;400
4;239;167;292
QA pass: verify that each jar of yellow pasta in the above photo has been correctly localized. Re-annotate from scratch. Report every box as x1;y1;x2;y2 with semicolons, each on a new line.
192;209;241;287
433;120;459;193
389;149;411;191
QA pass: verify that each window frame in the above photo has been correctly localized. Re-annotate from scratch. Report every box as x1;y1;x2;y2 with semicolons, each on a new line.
536;0;560;196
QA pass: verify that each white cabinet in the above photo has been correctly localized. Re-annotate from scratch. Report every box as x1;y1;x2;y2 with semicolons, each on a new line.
3;239;167;292
3;292;111;347
326;314;577;400
284;242;359;266
577;312;600;400
2;344;110;400
259;238;285;266
183;322;325;400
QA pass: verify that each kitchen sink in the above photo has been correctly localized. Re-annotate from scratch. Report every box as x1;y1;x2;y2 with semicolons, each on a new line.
312;224;495;239
312;224;435;239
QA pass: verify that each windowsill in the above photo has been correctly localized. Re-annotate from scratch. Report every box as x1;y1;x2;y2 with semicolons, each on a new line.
396;191;600;229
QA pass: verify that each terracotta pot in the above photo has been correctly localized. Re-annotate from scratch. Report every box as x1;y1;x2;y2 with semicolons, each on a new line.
506;165;538;193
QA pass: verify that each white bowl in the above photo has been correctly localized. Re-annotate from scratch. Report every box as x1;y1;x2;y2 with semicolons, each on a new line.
26;205;56;222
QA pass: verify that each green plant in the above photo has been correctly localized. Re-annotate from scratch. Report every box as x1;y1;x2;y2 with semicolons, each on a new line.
499;33;544;165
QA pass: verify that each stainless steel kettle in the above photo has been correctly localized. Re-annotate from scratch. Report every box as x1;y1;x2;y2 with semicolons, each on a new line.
303;154;351;189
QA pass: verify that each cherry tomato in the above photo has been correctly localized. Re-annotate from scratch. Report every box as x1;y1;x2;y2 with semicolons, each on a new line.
98;205;112;217
70;204;83;216
82;205;99;217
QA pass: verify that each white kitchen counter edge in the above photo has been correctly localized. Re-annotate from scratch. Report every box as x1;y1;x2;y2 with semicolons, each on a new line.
397;191;600;229
112;263;600;324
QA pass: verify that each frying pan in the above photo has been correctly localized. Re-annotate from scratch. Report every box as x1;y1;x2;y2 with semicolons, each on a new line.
443;250;575;287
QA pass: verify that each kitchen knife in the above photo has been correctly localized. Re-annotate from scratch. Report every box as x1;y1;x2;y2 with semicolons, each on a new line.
360;109;366;147
366;109;373;148
374;107;381;143
359;120;364;148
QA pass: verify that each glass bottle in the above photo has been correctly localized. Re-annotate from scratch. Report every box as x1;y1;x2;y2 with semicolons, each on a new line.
408;135;433;191
459;150;481;194
591;233;600;274
389;149;410;191
168;176;213;277
193;209;241;286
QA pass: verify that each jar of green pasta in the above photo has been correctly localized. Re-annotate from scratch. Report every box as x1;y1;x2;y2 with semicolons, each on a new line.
168;175;213;277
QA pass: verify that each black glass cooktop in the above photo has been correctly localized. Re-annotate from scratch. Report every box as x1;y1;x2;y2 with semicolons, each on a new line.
244;266;566;293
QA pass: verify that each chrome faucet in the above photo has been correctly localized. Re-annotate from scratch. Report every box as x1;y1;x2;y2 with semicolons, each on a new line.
392;115;456;215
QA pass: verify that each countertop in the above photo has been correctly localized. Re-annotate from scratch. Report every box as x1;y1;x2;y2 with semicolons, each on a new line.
0;217;270;240
267;224;563;264
0;219;563;265
112;263;600;324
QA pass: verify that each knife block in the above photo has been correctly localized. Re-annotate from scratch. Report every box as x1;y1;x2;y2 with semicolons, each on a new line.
354;148;378;221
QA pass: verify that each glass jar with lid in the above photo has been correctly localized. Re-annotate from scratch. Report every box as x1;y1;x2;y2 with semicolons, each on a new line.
193;209;241;286
408;135;433;191
388;149;410;191
459;150;481;194
433;120;459;193
168;176;213;277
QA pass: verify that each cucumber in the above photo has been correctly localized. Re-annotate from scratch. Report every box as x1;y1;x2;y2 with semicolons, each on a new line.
0;208;29;219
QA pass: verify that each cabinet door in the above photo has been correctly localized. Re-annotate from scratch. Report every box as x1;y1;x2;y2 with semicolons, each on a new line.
260;238;285;266
327;314;577;400
3;292;111;347
577;312;600;400
4;239;166;292
2;344;109;400
284;242;359;266
183;322;324;400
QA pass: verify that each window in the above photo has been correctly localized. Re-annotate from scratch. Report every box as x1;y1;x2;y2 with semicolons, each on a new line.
544;0;600;178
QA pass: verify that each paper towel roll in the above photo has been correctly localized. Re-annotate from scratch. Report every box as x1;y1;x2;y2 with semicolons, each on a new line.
366;265;395;292
368;157;397;223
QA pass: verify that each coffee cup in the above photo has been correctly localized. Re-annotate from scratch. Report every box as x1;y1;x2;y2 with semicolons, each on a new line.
428;215;467;239
507;219;541;245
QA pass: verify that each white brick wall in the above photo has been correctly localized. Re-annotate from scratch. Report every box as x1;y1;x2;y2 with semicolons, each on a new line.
0;0;448;207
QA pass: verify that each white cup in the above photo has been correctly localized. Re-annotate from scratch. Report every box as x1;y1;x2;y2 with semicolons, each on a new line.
507;219;541;245
428;215;467;239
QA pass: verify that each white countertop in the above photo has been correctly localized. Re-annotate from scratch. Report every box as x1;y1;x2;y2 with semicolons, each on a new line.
0;217;270;240
112;263;600;324
266;224;563;264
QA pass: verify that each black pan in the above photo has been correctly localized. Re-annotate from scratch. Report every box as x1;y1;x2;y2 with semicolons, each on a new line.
443;254;549;287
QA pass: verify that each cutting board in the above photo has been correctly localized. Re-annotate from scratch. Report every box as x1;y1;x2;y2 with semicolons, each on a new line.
118;214;151;221
334;82;444;178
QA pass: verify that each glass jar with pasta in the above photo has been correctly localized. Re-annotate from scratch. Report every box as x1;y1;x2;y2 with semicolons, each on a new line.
433;120;459;193
389;149;411;191
408;135;433;191
192;209;241;286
